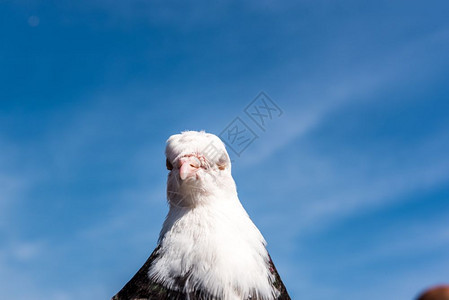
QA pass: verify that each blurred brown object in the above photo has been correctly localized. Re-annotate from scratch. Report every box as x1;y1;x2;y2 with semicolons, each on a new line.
417;285;449;300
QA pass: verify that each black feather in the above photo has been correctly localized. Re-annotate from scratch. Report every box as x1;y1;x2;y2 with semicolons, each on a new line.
111;246;290;300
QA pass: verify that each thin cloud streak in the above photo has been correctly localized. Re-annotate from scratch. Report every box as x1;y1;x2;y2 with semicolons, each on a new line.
261;127;449;234
238;27;449;167
344;220;449;268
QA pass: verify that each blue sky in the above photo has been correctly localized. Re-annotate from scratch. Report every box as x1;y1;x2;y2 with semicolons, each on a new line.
1;0;449;299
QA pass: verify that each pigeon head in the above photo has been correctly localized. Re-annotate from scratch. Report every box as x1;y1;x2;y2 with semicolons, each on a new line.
165;130;234;207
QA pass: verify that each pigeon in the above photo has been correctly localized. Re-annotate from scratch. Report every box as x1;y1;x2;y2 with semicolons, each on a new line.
112;130;290;300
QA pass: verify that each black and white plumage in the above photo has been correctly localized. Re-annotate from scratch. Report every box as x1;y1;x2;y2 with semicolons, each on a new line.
112;131;290;300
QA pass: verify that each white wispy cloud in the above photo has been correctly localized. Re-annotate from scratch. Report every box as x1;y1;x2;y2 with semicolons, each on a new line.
0;137;32;230
343;219;449;268
237;26;449;167
256;125;449;236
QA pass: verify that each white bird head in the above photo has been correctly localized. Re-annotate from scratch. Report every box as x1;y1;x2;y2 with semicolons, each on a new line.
165;130;235;208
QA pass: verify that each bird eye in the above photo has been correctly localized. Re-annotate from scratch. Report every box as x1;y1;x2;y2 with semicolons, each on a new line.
166;158;173;170
217;154;228;170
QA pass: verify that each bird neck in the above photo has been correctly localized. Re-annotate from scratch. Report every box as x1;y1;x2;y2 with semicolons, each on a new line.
149;194;277;299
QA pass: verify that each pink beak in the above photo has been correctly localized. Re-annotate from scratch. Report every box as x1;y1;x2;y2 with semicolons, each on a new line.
179;156;201;180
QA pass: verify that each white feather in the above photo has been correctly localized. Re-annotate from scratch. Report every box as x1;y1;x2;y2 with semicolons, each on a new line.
148;131;279;300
